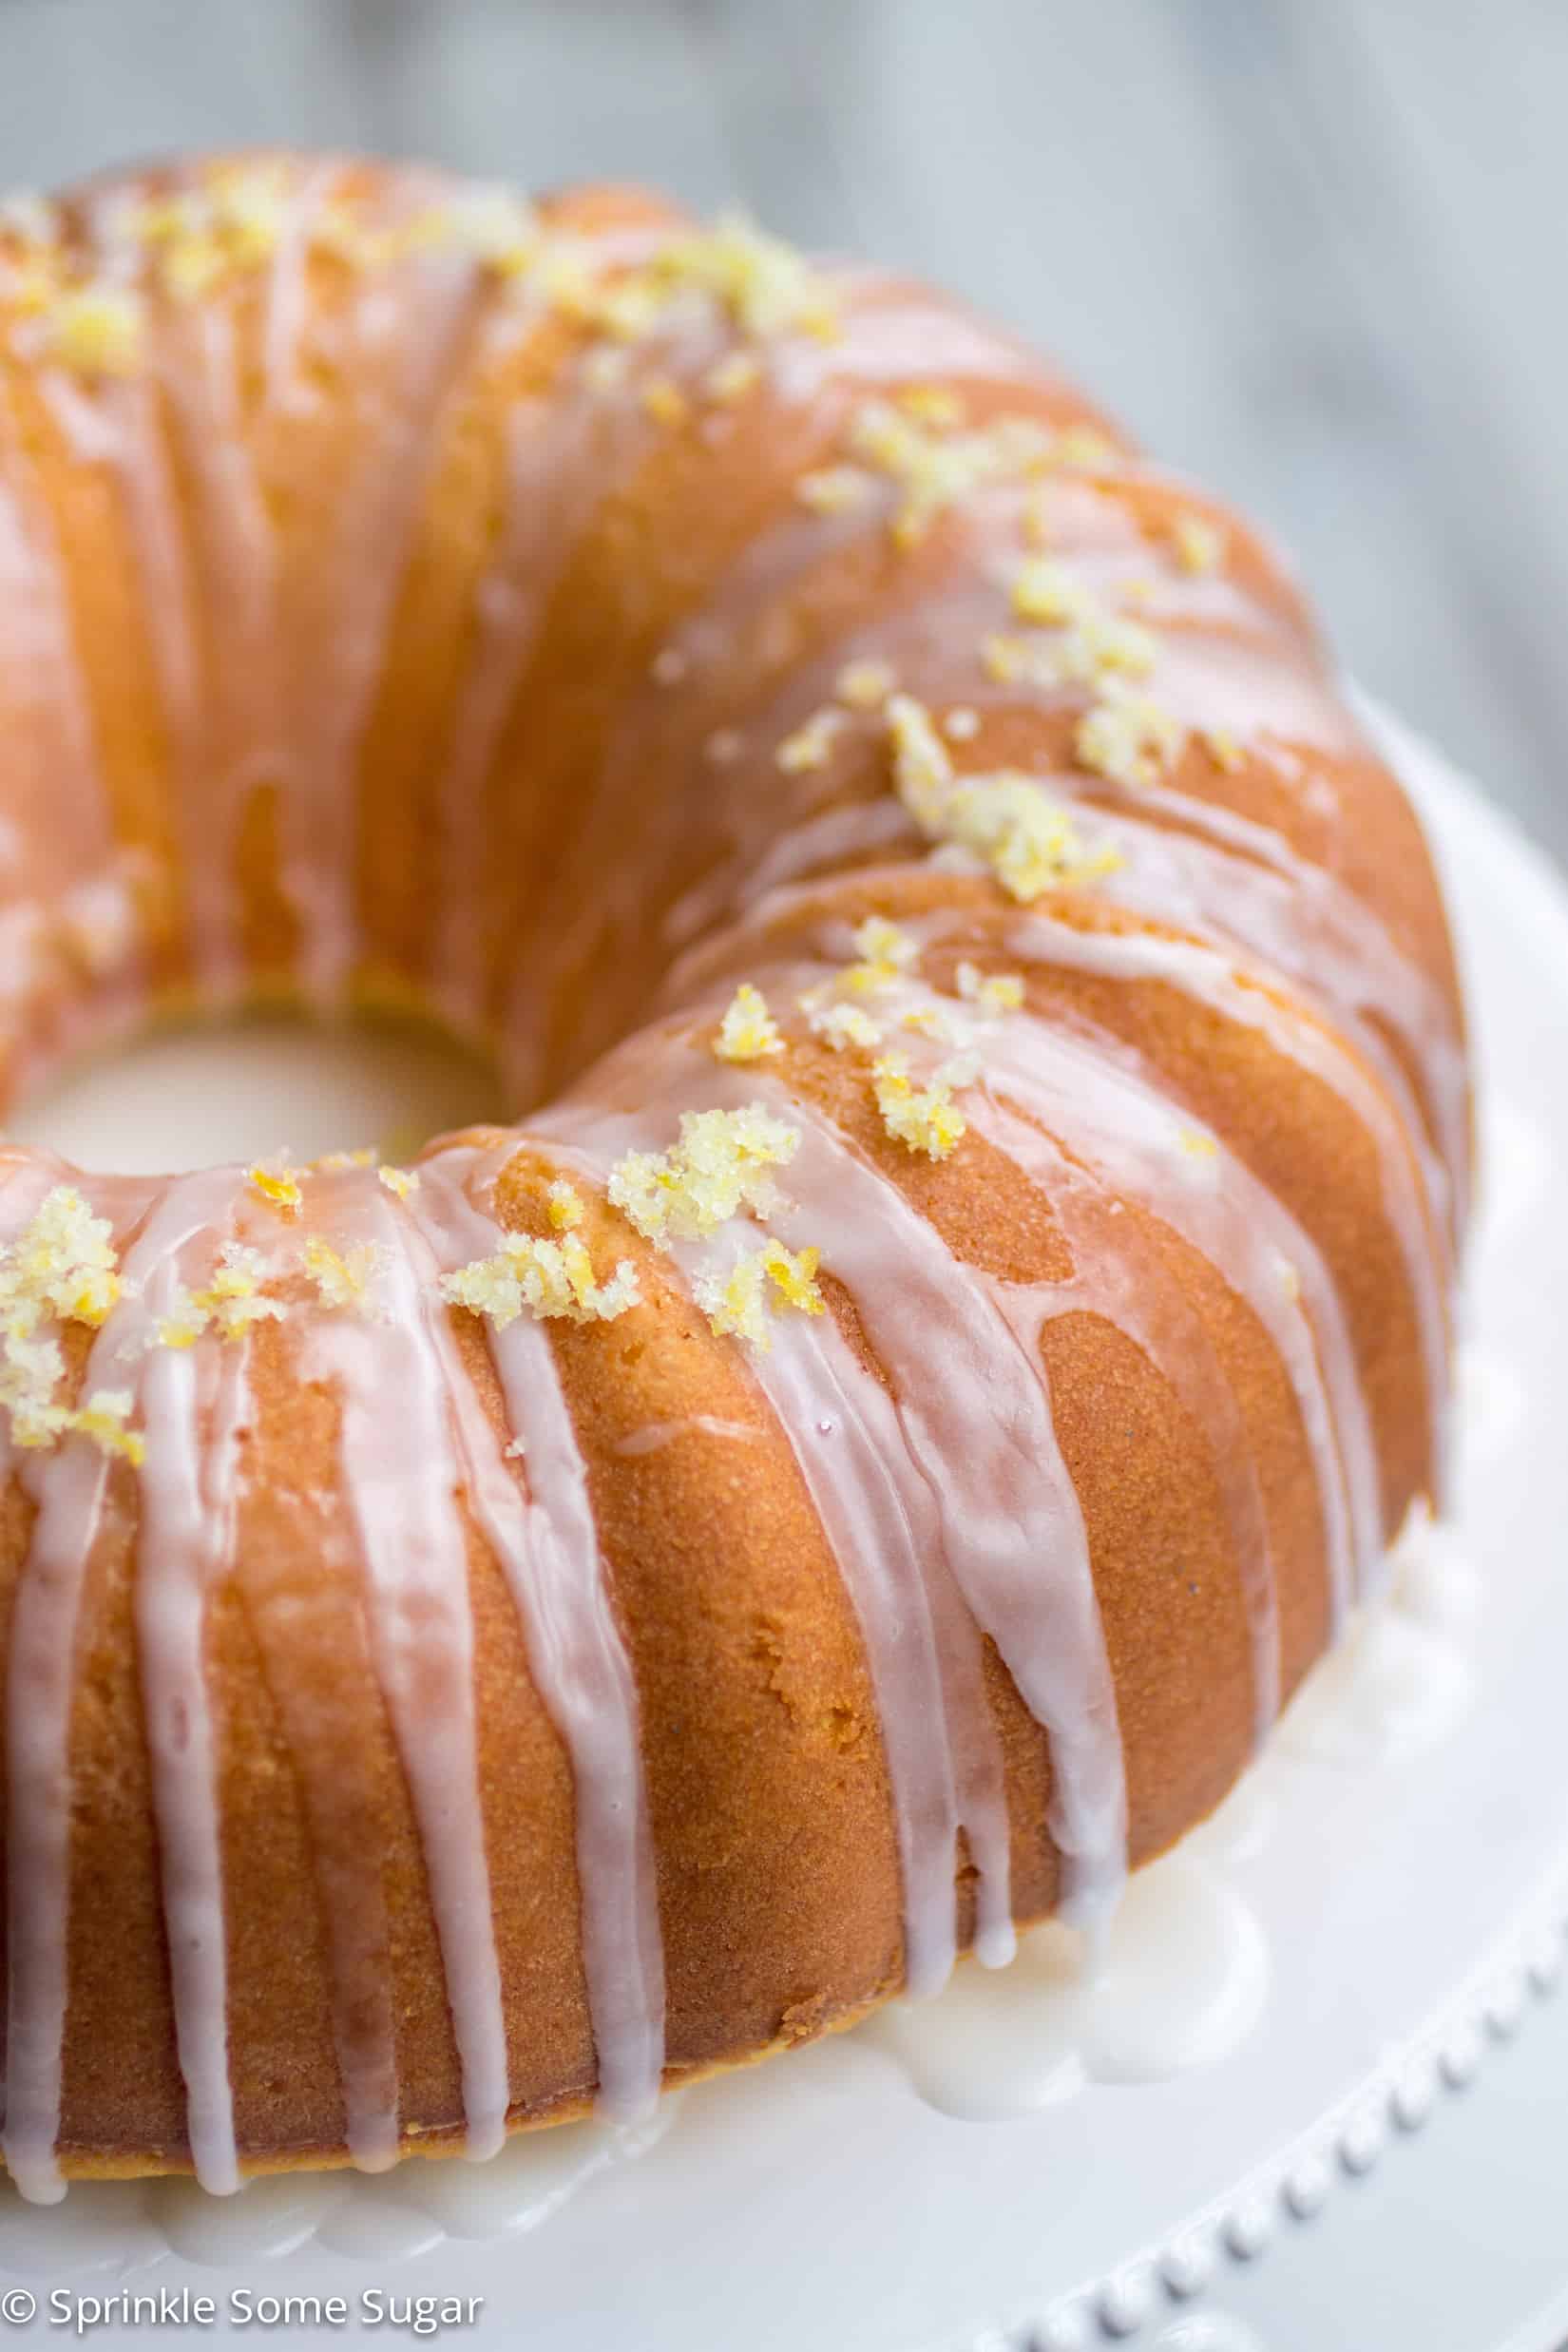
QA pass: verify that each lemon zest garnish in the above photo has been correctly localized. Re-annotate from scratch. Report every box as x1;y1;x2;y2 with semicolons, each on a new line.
887;693;1122;902
581;264;663;339
45;285;143;375
2;255;62;318
546;1179;584;1232
1023;482;1054;548
983;608;1159;692
583;344;629;393
884;694;954;830
148;1240;287;1351
129;163;291;299
153;1287;207;1350
72;1388;144;1466
1074;683;1184;787
1054;424;1120;470
191;1241;286;1342
776;707;846;773
1010;555;1097;627
0;1187;130;1453
704;349;762;403
653;213;839;342
805;1000;884;1052
441;1228;641;1329
956;961;1025;1014
640;373;690;428
304;1234;386;1315
796;465;874;515
896;384;966;428
871;1055;967;1160
715;982;785;1064
311;199;393;271
835;659;896;711
837;913;920;997
695;1239;824;1349
421;185;540;275
608;1106;798;1246
846;402;1112;549
850;400;1043;546
247;1162;303;1216
3;1186;121;1329
1172;511;1225;575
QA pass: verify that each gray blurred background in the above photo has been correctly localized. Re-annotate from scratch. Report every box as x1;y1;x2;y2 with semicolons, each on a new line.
2;0;1564;870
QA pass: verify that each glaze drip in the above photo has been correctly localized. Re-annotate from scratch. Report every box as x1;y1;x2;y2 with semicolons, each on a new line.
405;1150;665;2122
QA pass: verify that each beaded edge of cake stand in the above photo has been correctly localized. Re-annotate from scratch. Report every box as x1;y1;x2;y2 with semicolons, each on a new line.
955;1864;1568;2352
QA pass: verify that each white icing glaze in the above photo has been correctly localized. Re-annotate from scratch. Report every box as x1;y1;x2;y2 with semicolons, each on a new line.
612;1414;763;1456
540;1038;1130;1949
964;1023;1384;1623
783;952;1386;1627
138;296;276;994
997;907;1448;1350
259;164;337;416
1278;1509;1478;1766
743;1280;1017;1989
129;1187;257;2196
303;1175;510;2162
0;392;130;1049
0;2098;674;2275
859;1847;1268;2120
3;1169;233;2201
429;259;681;1032
404;1149;665;2123
984;1119;1282;1740
540;1112;1015;1996
282;246;481;1001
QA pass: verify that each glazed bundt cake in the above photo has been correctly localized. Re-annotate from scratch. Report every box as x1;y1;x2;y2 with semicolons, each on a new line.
0;155;1465;2196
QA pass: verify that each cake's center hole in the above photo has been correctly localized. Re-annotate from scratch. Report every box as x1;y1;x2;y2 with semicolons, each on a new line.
7;1009;508;1174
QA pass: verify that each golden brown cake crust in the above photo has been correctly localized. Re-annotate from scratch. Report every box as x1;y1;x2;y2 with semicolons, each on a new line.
0;155;1465;2187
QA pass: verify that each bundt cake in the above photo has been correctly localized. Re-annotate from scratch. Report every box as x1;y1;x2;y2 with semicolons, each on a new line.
0;154;1465;2197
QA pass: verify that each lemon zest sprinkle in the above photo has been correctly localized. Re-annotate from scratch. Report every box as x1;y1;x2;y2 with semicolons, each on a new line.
956;961;1025;1014
304;1234;386;1315
441;1229;641;1329
1172;511;1225;575
45;285;143;375
608;1106;798;1246
888;693;1122;902
546;1179;584;1232
776;707;846;774
715;983;785;1064
796;465;873;515
871;1054;967;1160
695;1239;824;1350
247;1162;303;1216
835;659;896;711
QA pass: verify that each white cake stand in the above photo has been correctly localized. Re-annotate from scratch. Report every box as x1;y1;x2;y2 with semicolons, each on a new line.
1;706;1565;2352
